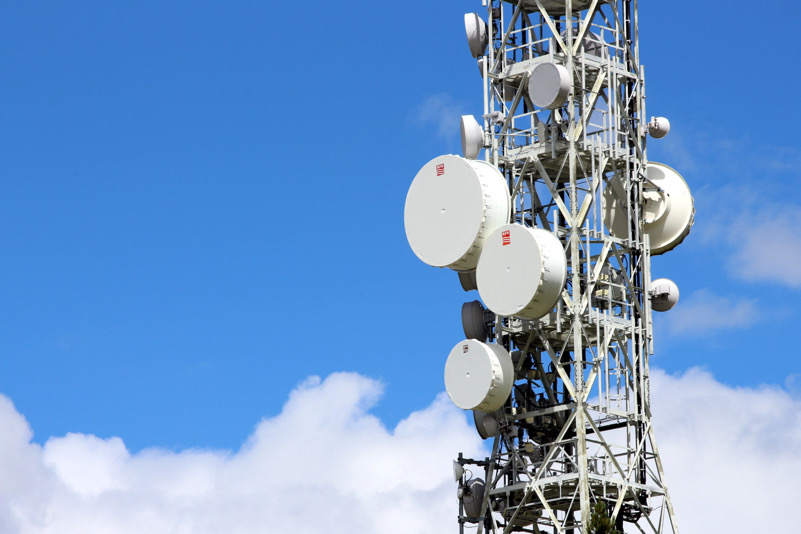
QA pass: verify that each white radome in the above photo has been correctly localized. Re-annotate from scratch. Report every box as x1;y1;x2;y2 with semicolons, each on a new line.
651;278;680;312
648;116;671;139
476;224;566;319
404;155;511;271
444;339;514;412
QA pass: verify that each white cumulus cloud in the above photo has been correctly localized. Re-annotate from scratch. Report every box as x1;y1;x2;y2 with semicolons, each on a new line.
651;368;801;533
0;370;800;534
0;373;484;534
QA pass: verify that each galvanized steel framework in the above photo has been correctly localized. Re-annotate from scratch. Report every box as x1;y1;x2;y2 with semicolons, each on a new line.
456;0;679;532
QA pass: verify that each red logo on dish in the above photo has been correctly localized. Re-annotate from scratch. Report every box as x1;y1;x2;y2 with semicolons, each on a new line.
436;164;445;176
463;344;469;353
502;230;511;246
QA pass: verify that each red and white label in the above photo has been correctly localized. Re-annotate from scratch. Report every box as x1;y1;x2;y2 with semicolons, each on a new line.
463;344;469;353
502;230;511;246
436;164;445;176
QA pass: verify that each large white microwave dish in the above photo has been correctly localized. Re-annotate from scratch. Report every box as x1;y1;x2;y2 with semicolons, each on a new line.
444;339;514;412
404;155;511;271
476;224;566;319
603;162;694;255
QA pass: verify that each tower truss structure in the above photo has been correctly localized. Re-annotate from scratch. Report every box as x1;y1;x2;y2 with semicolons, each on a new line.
454;1;680;532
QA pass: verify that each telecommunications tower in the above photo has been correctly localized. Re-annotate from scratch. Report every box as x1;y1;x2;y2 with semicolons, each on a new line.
404;1;693;533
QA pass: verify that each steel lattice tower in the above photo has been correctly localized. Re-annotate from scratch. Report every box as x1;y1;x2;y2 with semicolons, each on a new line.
451;1;681;533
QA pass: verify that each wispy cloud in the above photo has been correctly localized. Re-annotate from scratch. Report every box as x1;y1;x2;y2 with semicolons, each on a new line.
696;184;801;287
649;125;801;288
651;127;801;181
665;288;758;335
412;93;466;139
653;129;700;174
727;206;801;286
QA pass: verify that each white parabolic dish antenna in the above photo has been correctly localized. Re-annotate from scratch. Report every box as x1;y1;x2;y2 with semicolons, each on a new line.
460;115;483;160
528;61;571;110
464;13;488;58
444;339;514;412
405;155;511;271
603;162;694;255
473;409;500;439
476;224;567;319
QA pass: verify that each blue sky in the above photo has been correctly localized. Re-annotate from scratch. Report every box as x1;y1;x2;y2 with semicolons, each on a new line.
1;2;800;532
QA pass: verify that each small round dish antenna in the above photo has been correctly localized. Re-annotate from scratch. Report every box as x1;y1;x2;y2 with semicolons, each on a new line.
473;409;501;439
464;13;488;58
602;162;694;255
462;300;492;341
460;478;485;520
444;339;514;412
458;271;478;292
648;116;671;139
453;460;465;482
476;224;567;319
650;278;680;312
405;155;511;271
460;115;483;160
528;61;571;109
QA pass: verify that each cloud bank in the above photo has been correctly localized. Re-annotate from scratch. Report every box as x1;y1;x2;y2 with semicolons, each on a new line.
652;368;801;533
1;370;799;533
0;373;484;534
